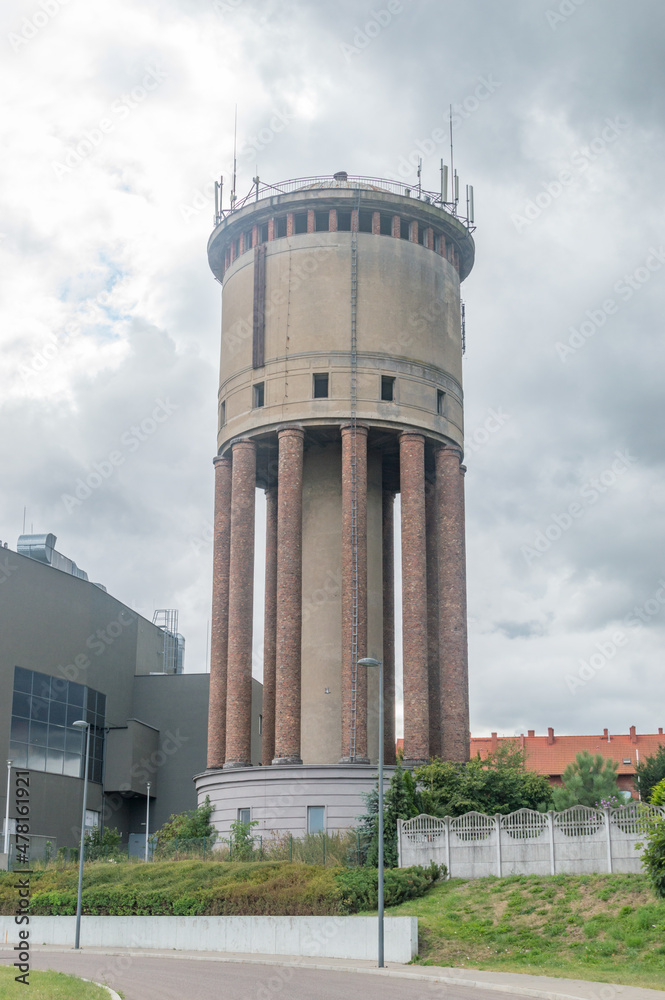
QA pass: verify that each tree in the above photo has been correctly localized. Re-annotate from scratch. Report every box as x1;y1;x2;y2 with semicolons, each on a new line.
635;743;665;803
414;742;553;817
360;763;421;868
650;778;665;807
551;751;620;810
229;818;258;860
84;825;122;861
153;795;216;844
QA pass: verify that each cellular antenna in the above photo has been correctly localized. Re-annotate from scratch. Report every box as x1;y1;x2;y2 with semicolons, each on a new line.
440;158;448;203
417;157;422;198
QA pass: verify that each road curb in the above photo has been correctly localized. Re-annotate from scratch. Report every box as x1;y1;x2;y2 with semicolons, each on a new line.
81;977;122;1000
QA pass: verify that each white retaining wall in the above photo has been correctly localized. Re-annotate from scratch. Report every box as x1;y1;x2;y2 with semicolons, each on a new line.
0;915;417;963
398;804;665;878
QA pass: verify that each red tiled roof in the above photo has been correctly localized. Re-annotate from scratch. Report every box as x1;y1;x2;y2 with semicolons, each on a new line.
396;730;665;778
470;730;665;777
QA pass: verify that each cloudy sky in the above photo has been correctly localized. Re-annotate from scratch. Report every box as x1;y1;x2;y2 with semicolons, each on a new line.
2;0;664;740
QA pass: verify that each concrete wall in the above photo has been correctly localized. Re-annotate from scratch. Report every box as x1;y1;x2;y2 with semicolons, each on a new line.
196;763;395;839
0;914;417;963
300;446;382;766
398;806;665;878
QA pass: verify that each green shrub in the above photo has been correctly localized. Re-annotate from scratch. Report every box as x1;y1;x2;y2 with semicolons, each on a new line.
641;817;665;898
334;862;444;913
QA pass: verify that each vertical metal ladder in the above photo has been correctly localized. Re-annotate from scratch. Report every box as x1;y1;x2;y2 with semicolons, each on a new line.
349;191;360;760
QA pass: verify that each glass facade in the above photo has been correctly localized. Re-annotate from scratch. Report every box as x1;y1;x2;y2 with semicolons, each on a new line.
9;666;106;783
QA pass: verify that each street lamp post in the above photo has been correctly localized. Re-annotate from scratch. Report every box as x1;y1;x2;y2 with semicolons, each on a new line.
358;657;384;969
72;720;91;951
145;782;151;862
4;760;12;858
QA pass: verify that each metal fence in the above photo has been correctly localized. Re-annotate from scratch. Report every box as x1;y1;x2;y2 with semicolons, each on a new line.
397;803;665;877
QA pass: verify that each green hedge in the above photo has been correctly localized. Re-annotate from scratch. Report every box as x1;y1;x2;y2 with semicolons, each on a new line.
0;861;442;917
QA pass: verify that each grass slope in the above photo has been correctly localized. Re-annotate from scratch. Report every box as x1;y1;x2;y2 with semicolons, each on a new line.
382;873;665;990
0;966;110;999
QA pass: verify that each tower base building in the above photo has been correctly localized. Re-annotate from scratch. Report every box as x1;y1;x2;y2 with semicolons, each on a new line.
195;172;474;838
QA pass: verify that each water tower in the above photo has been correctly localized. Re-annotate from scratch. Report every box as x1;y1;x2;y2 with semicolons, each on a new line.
196;170;475;837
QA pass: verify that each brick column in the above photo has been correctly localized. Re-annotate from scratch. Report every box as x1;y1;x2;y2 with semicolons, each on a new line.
425;475;441;759
223;439;256;769
262;485;278;765
340;424;368;763
207;454;232;769
400;431;429;765
436;445;470;762
382;487;396;766
273;427;305;764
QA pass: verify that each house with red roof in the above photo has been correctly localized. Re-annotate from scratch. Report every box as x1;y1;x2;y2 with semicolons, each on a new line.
397;726;665;799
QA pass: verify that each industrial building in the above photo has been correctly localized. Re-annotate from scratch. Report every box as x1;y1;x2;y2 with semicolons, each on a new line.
196;171;475;837
0;534;260;861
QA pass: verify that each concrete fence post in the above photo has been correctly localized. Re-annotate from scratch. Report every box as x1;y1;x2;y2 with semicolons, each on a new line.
605;808;613;873
548;811;556;875
495;814;502;877
445;816;451;876
397;818;402;868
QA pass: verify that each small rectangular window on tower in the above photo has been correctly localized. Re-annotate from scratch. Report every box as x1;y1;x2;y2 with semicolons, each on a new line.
260;222;269;243
253;382;265;408
315;211;329;232
220;400;226;426
381;375;395;402
275;216;287;238
358;210;373;233
294;212;308;234
307;805;325;835
313;373;329;398
238;808;251;825
337;210;351;232
437;390;445;415
379;213;393;236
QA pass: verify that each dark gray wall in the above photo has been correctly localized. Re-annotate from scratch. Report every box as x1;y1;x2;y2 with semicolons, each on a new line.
131;673;210;833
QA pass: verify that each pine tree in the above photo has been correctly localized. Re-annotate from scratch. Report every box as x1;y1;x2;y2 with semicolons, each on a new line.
552;751;620;810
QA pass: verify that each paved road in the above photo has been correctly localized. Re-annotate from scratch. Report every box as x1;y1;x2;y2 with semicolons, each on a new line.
1;951;519;1000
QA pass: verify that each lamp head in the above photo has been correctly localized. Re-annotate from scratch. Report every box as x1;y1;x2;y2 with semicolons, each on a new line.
358;657;381;668
72;720;89;730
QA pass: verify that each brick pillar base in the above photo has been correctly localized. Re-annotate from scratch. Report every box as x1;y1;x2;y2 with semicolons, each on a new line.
400;432;429;766
224;439;256;769
207;454;232;769
436;445;470;762
273;427;305;765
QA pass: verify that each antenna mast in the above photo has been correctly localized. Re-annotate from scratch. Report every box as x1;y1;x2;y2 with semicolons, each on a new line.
231;104;238;209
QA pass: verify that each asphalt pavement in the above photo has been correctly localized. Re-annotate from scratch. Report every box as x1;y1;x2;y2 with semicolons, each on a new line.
1;947;663;1000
